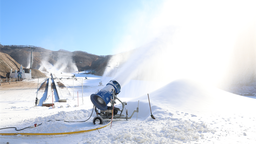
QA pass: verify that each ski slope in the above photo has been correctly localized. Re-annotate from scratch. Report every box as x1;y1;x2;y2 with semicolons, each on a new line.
0;73;256;143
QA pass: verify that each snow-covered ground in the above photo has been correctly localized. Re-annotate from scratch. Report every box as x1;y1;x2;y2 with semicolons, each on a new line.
0;73;256;144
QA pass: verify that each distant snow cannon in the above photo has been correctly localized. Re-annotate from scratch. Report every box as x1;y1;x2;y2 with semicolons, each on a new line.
91;80;121;110
90;80;139;125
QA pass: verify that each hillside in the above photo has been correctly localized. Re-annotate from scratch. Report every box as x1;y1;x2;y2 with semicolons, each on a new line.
0;52;21;78
0;51;46;78
0;44;111;76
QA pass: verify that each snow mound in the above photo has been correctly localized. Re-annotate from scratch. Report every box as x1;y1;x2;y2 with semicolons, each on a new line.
132;80;256;116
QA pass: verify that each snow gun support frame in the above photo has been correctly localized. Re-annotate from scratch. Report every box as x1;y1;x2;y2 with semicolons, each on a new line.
91;80;139;125
93;93;139;124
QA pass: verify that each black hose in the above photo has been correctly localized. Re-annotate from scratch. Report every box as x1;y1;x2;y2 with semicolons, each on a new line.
64;106;94;123
0;106;94;131
0;123;42;131
48;106;95;123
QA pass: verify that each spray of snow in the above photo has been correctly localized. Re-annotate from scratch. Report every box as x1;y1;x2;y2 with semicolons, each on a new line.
103;0;256;95
39;51;78;74
26;53;31;69
54;51;78;73
225;23;256;86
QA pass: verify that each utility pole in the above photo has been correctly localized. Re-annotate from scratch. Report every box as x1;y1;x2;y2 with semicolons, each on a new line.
82;78;84;104
73;77;74;99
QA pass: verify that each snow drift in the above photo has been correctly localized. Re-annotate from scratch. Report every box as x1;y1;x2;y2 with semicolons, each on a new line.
137;80;256;115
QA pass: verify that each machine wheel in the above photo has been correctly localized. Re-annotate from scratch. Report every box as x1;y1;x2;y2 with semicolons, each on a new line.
93;116;103;125
114;108;118;115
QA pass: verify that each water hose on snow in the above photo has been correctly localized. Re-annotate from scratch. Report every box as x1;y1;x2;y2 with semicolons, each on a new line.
0;106;95;132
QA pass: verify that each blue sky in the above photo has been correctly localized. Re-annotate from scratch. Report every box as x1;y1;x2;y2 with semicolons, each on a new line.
0;0;160;55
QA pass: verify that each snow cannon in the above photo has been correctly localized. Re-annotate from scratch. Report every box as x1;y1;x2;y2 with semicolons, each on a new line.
91;80;121;110
90;80;139;125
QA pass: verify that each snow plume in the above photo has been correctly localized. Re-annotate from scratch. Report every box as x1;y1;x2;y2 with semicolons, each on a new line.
53;51;78;73
104;0;256;91
39;51;78;74
225;23;256;86
26;53;31;68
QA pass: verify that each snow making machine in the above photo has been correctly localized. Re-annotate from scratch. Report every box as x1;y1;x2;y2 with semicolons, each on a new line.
90;80;139;124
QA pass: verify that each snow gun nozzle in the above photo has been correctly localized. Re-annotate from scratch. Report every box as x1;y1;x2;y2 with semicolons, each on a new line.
90;80;121;110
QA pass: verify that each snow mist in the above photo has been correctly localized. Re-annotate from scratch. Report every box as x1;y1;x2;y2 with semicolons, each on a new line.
39;51;78;74
103;0;256;97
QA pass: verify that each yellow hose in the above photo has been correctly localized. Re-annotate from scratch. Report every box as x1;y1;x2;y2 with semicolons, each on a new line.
0;122;111;136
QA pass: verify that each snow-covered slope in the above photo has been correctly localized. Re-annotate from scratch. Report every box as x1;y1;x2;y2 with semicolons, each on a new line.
1;76;256;143
137;80;256;115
